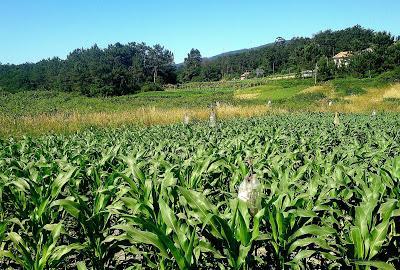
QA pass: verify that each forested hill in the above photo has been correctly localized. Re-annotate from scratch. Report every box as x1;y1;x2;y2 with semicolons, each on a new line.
178;25;400;82
0;43;177;96
204;42;275;61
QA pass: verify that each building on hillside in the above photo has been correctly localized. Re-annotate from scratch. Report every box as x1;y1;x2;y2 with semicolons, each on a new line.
240;71;251;80
301;70;314;78
333;51;353;68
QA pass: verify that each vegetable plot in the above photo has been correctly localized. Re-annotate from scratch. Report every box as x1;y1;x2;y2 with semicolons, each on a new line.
1;113;399;269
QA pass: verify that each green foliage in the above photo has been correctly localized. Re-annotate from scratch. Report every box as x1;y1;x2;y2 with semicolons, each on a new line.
0;43;175;97
141;82;164;92
200;64;222;81
187;25;398;80
317;57;336;81
0;87;234;117
379;67;400;83
1;26;399;95
1;76;394;121
383;98;400;104
349;50;382;78
1;114;400;269
181;49;203;82
332;77;385;96
292;92;326;102
235;78;314;102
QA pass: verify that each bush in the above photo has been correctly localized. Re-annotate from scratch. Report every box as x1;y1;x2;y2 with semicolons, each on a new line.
333;78;368;96
378;67;400;83
141;82;164;92
294;92;326;102
383;97;400;104
342;86;366;95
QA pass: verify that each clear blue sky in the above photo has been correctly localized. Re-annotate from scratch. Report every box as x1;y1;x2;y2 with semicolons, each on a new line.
1;0;399;64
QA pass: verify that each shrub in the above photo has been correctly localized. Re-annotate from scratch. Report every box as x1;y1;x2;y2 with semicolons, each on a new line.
383;97;400;104
141;82;164;92
342;86;366;95
378;67;400;83
294;92;326;102
333;78;368;96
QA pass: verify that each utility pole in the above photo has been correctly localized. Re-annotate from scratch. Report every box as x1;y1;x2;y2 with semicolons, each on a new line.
153;66;158;83
314;63;318;85
368;62;371;78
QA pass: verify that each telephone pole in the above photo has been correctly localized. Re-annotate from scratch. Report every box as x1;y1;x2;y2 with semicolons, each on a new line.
314;63;318;85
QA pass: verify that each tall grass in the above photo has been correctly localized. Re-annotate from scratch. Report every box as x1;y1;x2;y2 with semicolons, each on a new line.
0;105;282;137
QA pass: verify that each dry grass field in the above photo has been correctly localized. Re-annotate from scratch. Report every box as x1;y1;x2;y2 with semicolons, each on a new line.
0;105;284;137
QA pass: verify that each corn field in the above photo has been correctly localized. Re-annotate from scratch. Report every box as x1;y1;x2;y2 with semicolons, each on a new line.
1;113;400;269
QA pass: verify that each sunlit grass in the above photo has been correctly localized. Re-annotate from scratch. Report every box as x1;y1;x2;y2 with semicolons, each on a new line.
0;105;285;137
234;79;314;101
383;84;400;99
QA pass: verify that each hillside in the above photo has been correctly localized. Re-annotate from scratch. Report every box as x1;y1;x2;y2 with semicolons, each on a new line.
179;25;400;82
203;42;275;61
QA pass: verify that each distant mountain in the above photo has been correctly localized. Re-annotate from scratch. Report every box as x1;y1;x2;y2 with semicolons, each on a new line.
177;39;287;66
203;42;275;61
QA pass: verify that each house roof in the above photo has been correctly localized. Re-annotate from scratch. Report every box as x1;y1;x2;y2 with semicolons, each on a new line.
333;51;353;59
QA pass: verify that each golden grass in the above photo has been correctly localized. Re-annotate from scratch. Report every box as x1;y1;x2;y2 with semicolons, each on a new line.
306;83;400;113
338;84;400;113
300;85;328;94
234;93;260;100
0;105;284;137
383;84;400;99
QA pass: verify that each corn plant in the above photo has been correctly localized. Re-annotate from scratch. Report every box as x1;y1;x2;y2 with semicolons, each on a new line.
1;113;399;269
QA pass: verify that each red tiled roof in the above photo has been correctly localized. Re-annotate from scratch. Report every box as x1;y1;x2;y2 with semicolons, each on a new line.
333;51;352;59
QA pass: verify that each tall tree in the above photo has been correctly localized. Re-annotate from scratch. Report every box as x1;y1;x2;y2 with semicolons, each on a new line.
147;44;174;84
182;49;202;82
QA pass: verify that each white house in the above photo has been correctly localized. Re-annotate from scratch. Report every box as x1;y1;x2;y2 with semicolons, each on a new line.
333;51;352;68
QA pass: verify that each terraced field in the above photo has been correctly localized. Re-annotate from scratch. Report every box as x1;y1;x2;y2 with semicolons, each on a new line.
1;113;399;269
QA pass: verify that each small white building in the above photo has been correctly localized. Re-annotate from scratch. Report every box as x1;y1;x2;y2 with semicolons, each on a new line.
240;71;251;80
301;70;314;78
333;51;352;68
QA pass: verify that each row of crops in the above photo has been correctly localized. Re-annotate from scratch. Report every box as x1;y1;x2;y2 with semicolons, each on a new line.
1;113;399;269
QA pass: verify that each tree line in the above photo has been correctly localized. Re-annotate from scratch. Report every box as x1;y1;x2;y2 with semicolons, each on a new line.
0;42;176;96
0;25;399;96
